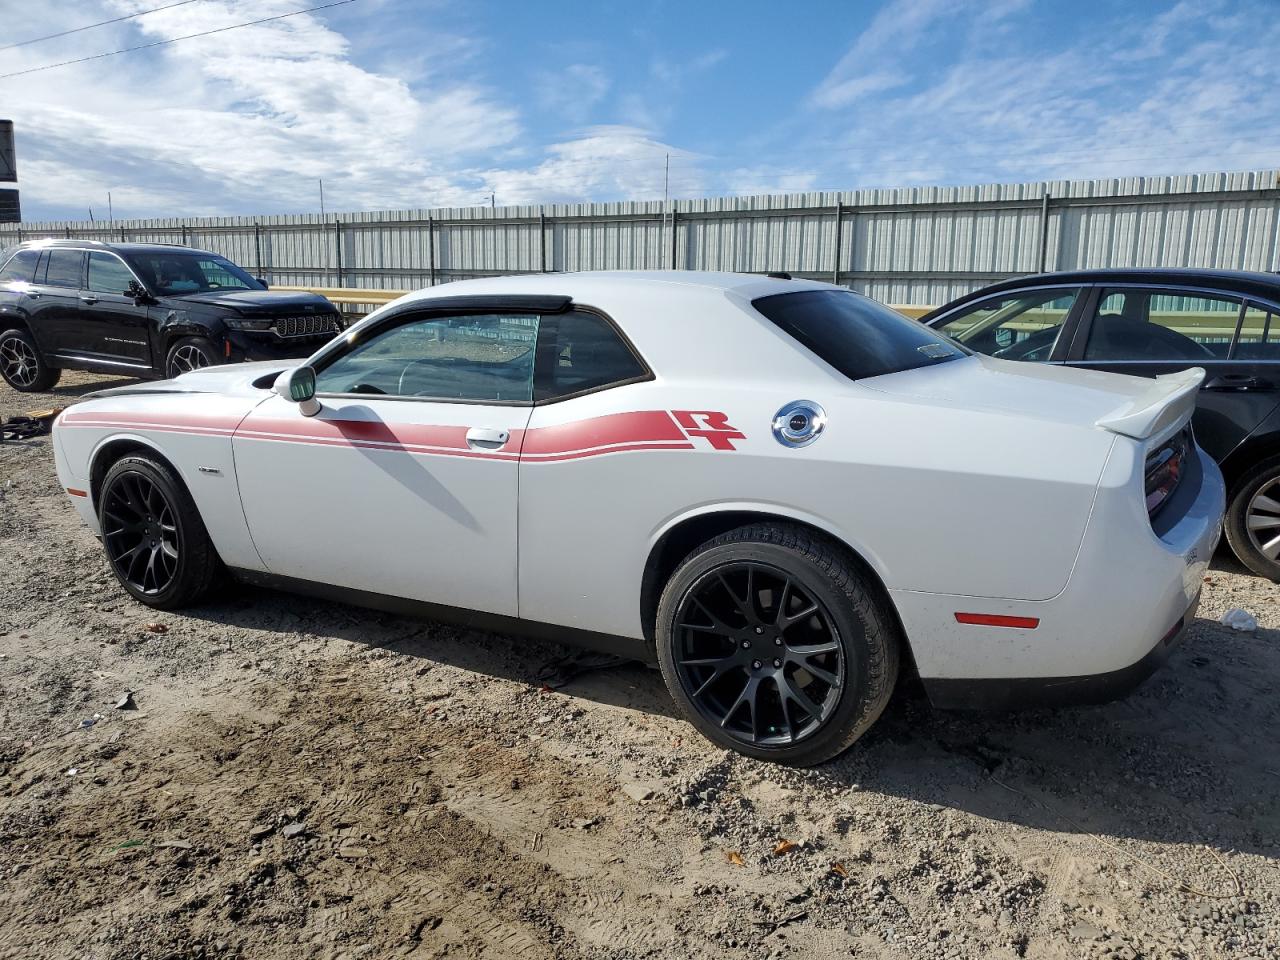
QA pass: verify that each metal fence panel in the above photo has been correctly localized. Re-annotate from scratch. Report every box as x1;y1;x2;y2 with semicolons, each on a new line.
1;170;1277;308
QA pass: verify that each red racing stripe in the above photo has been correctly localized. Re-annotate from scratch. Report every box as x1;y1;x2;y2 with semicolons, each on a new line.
521;410;686;455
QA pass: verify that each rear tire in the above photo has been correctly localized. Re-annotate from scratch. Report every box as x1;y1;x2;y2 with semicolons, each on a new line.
99;455;221;609
655;523;899;766
0;327;60;392
165;336;219;379
1224;455;1280;581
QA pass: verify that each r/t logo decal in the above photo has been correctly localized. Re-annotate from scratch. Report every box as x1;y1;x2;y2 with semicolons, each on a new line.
672;410;746;451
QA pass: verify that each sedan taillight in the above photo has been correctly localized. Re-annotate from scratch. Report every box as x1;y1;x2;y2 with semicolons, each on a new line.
1145;427;1190;519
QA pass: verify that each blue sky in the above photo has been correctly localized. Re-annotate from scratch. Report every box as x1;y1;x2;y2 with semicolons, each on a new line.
2;0;1278;221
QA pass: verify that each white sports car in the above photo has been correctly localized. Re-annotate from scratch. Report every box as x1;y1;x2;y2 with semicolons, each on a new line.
53;272;1224;765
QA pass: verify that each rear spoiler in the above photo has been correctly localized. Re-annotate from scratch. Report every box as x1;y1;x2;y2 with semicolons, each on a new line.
1095;367;1203;441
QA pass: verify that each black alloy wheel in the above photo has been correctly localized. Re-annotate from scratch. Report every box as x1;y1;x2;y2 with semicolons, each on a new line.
98;455;221;608
673;561;844;746
102;470;180;596
656;524;899;766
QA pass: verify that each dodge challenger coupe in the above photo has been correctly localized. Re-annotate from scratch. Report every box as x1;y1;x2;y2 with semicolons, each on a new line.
53;272;1225;765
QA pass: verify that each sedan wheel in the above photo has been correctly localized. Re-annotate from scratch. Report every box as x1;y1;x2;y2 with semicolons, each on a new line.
673;561;845;747
102;471;181;596
98;455;222;608
656;524;899;766
1225;455;1280;581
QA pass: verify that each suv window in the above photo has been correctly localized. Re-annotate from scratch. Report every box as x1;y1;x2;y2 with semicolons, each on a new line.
1083;288;1241;361
0;249;40;283
754;290;963;381
935;288;1080;361
536;311;647;401
87;252;137;296
315;312;539;402
43;249;84;288
126;253;262;295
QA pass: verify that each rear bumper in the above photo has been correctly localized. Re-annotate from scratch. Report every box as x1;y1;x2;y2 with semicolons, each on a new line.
923;590;1199;710
893;444;1224;709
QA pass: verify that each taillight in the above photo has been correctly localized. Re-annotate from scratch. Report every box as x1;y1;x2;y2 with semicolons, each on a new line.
1145;427;1190;518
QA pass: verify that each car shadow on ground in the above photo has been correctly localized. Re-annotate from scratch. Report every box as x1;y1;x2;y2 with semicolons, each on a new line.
181;558;1279;861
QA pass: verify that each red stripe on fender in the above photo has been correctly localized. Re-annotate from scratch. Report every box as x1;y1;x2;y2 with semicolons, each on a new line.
521;410;684;455
954;612;1040;629
66;487;88;498
244;416;476;451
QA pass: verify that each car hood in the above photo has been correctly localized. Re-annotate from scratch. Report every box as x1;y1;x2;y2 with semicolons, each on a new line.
861;355;1202;442
166;289;337;315
88;360;302;400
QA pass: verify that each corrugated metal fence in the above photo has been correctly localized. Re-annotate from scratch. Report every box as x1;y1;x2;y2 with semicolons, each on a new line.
2;169;1278;307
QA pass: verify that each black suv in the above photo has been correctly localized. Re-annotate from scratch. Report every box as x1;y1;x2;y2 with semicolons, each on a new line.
922;268;1280;580
0;240;342;390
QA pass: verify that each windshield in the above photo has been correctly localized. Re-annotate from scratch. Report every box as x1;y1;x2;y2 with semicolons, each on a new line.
754;289;966;381
124;252;263;295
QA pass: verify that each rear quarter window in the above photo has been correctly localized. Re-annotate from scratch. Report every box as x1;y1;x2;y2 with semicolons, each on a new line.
754;289;965;381
0;248;40;284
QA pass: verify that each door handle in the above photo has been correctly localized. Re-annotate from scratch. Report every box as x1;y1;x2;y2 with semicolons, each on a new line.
1204;375;1272;391
79;294;99;305
465;426;510;449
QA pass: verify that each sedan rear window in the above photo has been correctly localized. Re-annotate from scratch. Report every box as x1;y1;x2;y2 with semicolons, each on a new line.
754;290;965;381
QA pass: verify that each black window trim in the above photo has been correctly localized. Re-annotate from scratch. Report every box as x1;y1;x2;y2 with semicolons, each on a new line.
308;296;652;408
1064;281;1278;364
927;282;1089;363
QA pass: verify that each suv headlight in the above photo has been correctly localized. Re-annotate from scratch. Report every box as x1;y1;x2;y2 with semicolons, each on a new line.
223;317;274;332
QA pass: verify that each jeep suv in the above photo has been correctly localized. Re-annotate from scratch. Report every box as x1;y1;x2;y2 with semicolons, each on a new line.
0;239;342;390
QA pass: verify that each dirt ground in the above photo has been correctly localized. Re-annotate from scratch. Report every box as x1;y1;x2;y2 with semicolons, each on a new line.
1;370;1277;960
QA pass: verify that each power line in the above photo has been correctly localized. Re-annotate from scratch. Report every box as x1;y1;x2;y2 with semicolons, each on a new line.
0;0;358;81
0;0;208;53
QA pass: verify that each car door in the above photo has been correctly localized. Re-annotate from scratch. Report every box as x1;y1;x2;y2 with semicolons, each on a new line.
1062;286;1280;463
28;247;86;358
232;305;541;617
928;285;1087;363
81;251;153;367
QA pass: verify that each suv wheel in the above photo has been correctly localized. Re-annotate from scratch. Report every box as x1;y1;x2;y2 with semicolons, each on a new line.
165;336;219;379
0;328;61;392
1225;455;1280;581
655;523;900;766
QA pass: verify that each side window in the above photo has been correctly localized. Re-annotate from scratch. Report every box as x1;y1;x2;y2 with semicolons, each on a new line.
87;252;137;296
0;249;40;283
1234;305;1280;360
935;288;1080;361
535;310;647;401
43;249;84;288
314;313;539;402
1084;288;1240;361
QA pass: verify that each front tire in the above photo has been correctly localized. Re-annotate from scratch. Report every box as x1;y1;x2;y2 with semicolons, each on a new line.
99;455;221;608
655;524;900;766
0;327;60;392
1224;455;1280;581
165;336;219;379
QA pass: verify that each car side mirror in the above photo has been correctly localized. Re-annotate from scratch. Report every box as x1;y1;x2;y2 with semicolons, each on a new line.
272;365;322;417
127;280;152;305
256;277;269;289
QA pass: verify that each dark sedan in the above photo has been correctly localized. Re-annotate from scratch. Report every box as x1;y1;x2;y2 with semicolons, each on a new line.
922;268;1280;580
